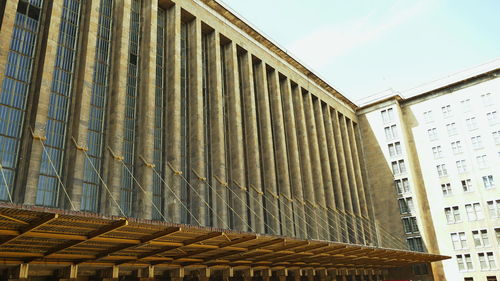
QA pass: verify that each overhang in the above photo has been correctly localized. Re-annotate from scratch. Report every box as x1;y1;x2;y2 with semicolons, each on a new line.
0;203;448;272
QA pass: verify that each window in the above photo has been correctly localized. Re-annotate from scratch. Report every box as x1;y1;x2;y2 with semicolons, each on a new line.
391;160;406;175
457;254;473;271
445;206;461;223
0;0;44;202
465;117;478;130
471;136;483;149
486;111;498;125
486;200;500;218
487;276;498;281
481;93;494;106
465;203;483;221
432;146;443;158
398;197;414;214
493;131;500;145
464;278;473;281
483;175;495;189
472;230;490;247
384;125;398;141
388;142;402;157
461;179;473;192
461;98;472;112
381;108;395;124
451;232;467;249
442;105;452;117
495;228;500;245
451;141;463;154
394;178;410;194
423;110;433;123
36;0;83;207
476;155;488;169
478;252;496;270
413;264;429;275
441;183;452;196
407;237;424;252
428;128;438;141
446;122;458;136
402;217;419;233
81;0;115;212
437;164;448;177
456;160;467;173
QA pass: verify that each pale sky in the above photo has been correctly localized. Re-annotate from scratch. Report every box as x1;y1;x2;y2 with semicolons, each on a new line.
219;0;500;103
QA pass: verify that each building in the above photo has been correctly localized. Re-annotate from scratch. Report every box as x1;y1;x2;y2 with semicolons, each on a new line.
0;0;447;280
357;60;500;281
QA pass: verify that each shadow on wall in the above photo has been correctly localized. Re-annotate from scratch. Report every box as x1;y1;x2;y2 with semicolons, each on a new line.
356;114;407;249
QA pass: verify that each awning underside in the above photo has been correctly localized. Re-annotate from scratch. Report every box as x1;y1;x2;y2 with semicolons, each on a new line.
0;203;447;271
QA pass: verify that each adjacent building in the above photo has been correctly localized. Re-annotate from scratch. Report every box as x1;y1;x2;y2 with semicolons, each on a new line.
358;60;500;281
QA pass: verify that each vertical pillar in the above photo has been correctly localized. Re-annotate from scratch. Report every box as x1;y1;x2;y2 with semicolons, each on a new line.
339;115;364;243
268;69;294;237
347;120;370;242
239;51;265;234
275;269;288;281
313;100;337;241
330;109;356;243
303;93;328;240
187;18;206;226
223;42;248;231
8;263;29;281
23;0;65;204
68;0;101;211
282;82;307;239
253;61;280;235
323;105;347;242
59;264;79;281
133;0;158;219
291;87;318;239
208;31;228;228
98;0;132;216
137;265;155;281
165;4;182;223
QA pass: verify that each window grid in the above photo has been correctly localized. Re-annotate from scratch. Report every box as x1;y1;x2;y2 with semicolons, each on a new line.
461;179;473;192
202;32;213;226
36;0;81;207
465;203;483;221
445;206;461;224
151;7;166;220
0;0;44;201
483;175;495;189
441;183;452;196
486;199;500;218
456;254;473;272
119;0;141;216
450;232;467;250
478;252;496;270
472;229;490;247
80;0;113;212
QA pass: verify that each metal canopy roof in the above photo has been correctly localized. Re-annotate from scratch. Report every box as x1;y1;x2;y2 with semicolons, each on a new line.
0;203;448;271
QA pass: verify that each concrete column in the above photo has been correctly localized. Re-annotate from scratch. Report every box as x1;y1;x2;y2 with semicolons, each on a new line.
100;0;131;216
222;42;248;231
208;31;228;228
253;61;280;235
291;87;318;239
354;123;376;226
303;92;328;240
313;100;337;241
339;115;364;243
238;51;265;234
67;0;101;211
268;69;294;237
187;18;206;226
282;82;307;239
0;0;19;93
132;0;158;220
347;120;370;242
165;4;182;223
23;0;65;205
330;109;356;243
58;264;79;281
323;105;347;242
